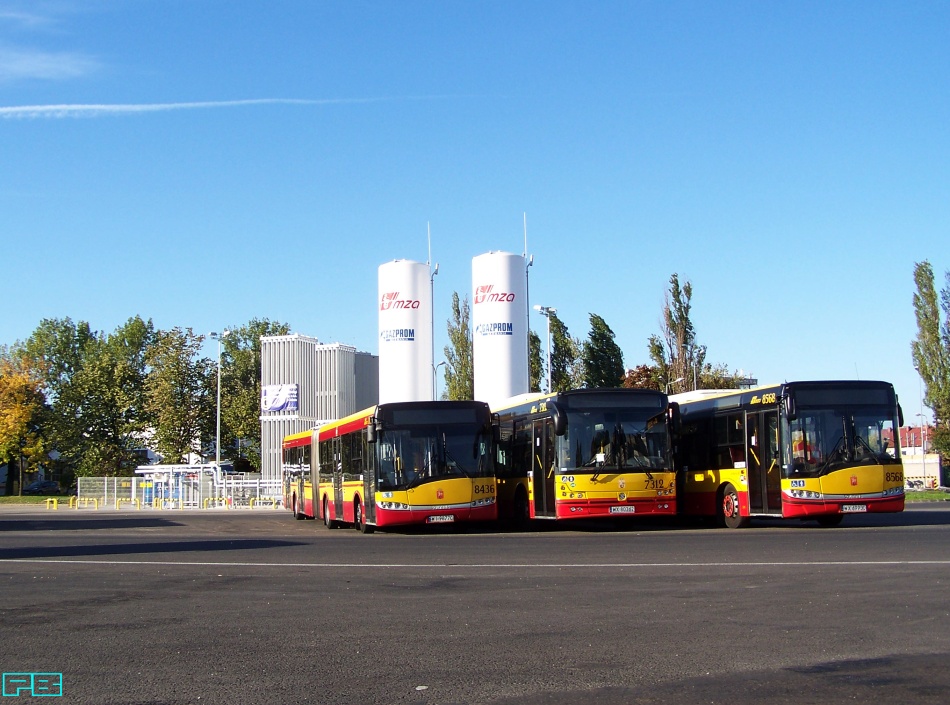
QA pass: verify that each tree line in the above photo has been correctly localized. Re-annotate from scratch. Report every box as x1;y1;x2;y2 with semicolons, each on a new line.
0;317;288;492
7;263;946;490
442;273;750;398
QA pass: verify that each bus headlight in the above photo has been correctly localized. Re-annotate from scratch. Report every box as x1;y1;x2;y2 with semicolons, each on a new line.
883;486;905;497
789;489;823;500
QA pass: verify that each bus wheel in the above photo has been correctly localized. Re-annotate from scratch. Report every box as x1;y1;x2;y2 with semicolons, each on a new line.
816;514;844;527
719;483;749;529
354;499;375;534
293;495;305;520
323;498;339;530
513;489;531;529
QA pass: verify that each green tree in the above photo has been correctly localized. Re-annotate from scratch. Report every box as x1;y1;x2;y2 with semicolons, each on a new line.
528;329;543;393
911;261;950;457
443;292;473;400
72;317;155;476
582;314;625;388
220;318;291;469
549;312;582;392
145;328;214;463
647;274;705;393
22;318;97;475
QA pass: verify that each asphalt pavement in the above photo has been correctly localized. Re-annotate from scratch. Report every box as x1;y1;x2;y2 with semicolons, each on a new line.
2;504;949;704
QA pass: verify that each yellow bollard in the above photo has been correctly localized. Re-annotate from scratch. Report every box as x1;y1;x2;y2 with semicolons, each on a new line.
44;498;58;510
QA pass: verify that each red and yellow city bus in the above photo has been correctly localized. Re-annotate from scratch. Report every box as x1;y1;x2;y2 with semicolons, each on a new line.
282;430;315;519
315;400;498;533
492;388;678;523
673;380;905;528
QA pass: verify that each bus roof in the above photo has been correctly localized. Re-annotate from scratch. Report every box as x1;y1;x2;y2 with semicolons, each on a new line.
673;380;896;416
492;388;668;415
317;405;376;442
282;429;314;448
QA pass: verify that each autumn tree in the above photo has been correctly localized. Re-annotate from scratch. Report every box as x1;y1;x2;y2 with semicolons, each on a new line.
443;292;474;400
220;318;291;469
582;314;625;388
911;261;950;457
0;347;47;493
622;364;662;391
145;328;214;463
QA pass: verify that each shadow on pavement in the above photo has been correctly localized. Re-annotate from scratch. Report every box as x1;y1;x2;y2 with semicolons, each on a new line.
0;538;307;560
0;516;186;532
489;652;950;705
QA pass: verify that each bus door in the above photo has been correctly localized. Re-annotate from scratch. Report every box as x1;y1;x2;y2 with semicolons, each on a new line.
746;410;781;514
331;437;345;520
532;418;557;518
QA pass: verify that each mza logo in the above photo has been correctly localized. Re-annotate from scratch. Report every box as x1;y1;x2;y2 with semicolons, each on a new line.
850;475;858;487
380;292;420;311
436;488;444;500
474;285;516;304
3;672;63;697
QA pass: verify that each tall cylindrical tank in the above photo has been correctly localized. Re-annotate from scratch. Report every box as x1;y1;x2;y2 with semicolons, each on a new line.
472;251;529;404
378;260;433;403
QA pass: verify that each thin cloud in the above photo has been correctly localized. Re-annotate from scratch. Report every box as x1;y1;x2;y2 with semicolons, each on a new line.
0;96;439;119
0;47;99;82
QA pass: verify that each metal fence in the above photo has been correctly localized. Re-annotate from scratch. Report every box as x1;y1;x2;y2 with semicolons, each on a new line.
76;476;283;510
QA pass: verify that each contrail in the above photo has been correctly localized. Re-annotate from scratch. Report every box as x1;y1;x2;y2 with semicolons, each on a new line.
0;97;385;119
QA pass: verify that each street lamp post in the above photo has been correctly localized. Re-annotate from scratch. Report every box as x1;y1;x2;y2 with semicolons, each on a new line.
917;412;927;484
533;305;556;393
210;330;230;497
667;377;685;394
433;361;447;400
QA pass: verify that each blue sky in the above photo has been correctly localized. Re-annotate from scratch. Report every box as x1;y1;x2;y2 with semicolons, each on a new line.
1;0;947;422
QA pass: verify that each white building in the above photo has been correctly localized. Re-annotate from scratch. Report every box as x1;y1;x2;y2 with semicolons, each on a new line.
259;334;378;482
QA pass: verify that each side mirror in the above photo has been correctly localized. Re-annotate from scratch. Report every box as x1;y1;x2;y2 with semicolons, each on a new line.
897;403;904;428
491;413;501;443
549;402;567;436
667;402;681;436
366;416;377;444
783;394;797;421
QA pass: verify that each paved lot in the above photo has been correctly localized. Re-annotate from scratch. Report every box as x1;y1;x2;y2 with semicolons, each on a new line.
2;505;950;704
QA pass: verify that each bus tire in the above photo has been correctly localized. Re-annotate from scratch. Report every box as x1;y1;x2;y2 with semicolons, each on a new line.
513;488;531;529
816;513;844;527
354;498;375;534
323;498;339;530
719;483;749;529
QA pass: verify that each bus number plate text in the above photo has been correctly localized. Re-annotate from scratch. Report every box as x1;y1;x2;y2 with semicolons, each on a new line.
427;515;455;523
609;506;636;514
841;504;867;513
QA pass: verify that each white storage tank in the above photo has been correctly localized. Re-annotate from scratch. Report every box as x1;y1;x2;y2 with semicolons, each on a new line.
472;251;529;404
378;260;433;403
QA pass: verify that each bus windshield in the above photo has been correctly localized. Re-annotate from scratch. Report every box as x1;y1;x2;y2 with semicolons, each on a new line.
784;404;899;477
564;409;670;472
376;424;493;490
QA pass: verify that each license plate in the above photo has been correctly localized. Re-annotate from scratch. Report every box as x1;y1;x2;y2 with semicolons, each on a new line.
841;504;867;513
609;506;636;514
427;515;455;523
